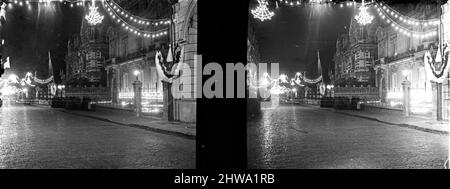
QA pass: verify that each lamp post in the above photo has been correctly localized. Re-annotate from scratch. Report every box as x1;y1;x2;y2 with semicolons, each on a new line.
402;70;411;116
133;70;142;117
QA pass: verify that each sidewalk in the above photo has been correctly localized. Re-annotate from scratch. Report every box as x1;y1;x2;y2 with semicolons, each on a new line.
303;104;449;135
34;104;196;139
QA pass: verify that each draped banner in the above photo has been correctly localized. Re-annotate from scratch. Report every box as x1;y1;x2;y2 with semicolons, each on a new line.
424;43;450;84
303;75;323;84
34;76;54;84
293;72;323;85
155;46;185;83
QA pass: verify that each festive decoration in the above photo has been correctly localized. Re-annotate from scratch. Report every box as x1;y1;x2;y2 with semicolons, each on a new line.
0;2;6;26
103;0;169;38
85;0;104;25
375;3;438;38
355;0;373;26
104;0;171;27
6;0;170;38
3;57;10;69
34;76;54;84
154;46;185;83
376;2;440;27
251;0;274;21
424;44;450;83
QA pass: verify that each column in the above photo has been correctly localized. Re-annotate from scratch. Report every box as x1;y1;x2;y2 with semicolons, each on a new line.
133;80;142;117
402;80;411;116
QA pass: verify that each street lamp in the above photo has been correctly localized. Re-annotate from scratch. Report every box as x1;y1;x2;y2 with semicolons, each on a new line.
132;70;143;117
401;70;411;117
402;70;409;80
134;70;140;80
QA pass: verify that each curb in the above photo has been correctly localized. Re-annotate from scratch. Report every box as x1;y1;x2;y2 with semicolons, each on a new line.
29;104;196;140
334;111;449;136
297;104;449;136
58;110;196;140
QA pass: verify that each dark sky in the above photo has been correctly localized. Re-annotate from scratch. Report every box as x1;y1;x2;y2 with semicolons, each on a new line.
4;3;84;79
252;3;355;81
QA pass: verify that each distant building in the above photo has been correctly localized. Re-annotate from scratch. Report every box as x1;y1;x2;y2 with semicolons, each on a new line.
65;18;109;87
334;17;378;84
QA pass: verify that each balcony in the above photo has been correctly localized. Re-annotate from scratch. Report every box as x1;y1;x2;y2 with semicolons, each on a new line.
385;51;414;64
107;45;158;66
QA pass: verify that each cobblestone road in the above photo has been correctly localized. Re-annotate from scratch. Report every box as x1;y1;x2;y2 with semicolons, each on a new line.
248;105;449;169
0;104;195;169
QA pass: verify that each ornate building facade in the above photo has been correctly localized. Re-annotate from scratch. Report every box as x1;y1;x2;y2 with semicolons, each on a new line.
170;0;197;122
105;0;171;114
374;4;439;115
334;17;378;84
65;18;109;87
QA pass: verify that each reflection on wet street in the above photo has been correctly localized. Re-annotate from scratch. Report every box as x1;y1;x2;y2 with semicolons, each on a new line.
0;104;195;169
248;105;448;169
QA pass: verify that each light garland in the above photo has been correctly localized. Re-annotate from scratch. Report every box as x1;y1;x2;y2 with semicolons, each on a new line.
85;0;103;25
251;0;274;21
355;0;373;26
104;0;171;27
376;2;440;27
103;1;168;39
376;4;438;38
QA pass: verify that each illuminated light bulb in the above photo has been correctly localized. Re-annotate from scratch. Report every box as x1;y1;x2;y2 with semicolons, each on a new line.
251;0;274;21
85;1;104;25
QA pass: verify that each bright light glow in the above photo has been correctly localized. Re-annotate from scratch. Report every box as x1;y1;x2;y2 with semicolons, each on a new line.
387;91;402;99
85;1;104;25
355;0;373;26
251;0;274;21
279;74;288;83
0;85;18;96
119;92;163;100
133;70;140;76
8;74;18;82
402;70;409;77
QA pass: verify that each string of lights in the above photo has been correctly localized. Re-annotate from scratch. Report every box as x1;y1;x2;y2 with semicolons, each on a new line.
5;0;169;38
104;0;171;27
103;0;168;39
376;3;438;38
6;0;102;9
278;0;341;7
377;1;440;27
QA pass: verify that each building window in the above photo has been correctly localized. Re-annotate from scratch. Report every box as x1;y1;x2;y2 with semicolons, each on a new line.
392;73;397;91
121;37;128;57
390;34;397;55
123;73;129;91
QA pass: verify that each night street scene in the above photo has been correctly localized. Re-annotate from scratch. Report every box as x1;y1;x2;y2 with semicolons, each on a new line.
247;0;450;169
0;0;197;169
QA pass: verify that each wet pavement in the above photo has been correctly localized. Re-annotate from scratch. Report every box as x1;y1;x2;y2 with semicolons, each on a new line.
0;104;195;169
248;105;449;169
